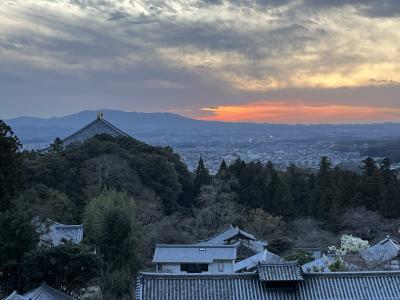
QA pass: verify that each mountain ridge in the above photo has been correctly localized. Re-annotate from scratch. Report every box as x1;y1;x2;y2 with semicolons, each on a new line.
5;109;400;147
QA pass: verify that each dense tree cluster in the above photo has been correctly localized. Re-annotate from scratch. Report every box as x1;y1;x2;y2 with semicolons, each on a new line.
212;156;400;224
1;119;400;298
0;123;193;298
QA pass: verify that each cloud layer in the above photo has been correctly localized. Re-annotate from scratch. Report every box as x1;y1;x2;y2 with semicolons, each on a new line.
0;0;399;122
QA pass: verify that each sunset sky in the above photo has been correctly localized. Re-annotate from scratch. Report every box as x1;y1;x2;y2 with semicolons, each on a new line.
1;0;400;123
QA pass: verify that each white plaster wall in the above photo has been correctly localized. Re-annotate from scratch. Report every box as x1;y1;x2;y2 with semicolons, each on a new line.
159;260;235;274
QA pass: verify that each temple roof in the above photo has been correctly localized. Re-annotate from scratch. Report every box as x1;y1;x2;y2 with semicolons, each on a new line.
235;250;285;272
35;219;83;247
361;237;400;265
302;256;334;273
137;270;400;300
257;262;303;282
3;283;75;300
62;114;130;145
197;225;267;253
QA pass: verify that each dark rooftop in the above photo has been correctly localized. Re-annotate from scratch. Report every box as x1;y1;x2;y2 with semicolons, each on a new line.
136;270;400;300
257;262;303;282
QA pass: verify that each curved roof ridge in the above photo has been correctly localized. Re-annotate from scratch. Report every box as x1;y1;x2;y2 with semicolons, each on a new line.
62;116;130;144
197;225;235;243
304;270;400;277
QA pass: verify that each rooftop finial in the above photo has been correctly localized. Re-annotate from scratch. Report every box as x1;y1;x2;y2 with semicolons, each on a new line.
97;112;104;120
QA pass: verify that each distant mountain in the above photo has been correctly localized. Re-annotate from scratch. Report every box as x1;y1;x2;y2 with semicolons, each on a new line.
5;109;400;148
4;110;214;144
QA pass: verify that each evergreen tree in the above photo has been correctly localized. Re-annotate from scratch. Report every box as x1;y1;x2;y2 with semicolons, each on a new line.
217;159;228;178
194;157;211;194
354;157;382;210
265;170;280;214
318;156;332;178
313;157;335;220
21;245;101;297
285;163;308;216
361;157;378;177
84;190;141;299
239;161;266;208
0;120;23;212
380;158;394;185
273;180;294;218
49;137;64;155
378;158;400;217
0;210;38;266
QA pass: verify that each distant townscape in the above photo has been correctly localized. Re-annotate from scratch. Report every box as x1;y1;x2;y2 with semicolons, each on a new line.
7;110;400;173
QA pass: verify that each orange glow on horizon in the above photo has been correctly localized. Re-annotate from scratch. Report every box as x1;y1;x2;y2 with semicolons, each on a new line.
199;101;400;124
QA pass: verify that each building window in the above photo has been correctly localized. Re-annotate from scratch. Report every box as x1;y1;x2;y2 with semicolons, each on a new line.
180;264;209;273
218;262;224;272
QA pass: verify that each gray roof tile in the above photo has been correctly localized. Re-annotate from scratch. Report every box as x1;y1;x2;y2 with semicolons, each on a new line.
257;262;303;282
235;250;285;272
3;283;75;300
361;237;400;264
302;256;335;273
63;117;130;145
137;271;400;300
152;244;236;263
197;225;267;253
37;219;83;247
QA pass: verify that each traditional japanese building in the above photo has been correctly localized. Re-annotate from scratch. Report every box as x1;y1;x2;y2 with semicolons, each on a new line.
153;244;236;274
34;219;83;247
3;282;75;300
361;237;400;270
152;226;281;275
62;113;130;146
136;262;400;300
197;225;268;261
235;249;285;273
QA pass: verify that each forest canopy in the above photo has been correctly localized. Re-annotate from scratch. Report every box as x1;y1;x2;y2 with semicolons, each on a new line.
1;119;400;298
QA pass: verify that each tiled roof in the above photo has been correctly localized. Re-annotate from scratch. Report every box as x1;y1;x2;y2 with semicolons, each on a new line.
3;283;75;300
224;229;257;242
152;244;236;263
197;225;267;253
257;262;303;282
3;291;26;300
235;250;285;272
302;256;335;273
136;271;400;300
62;117;130;145
361;237;400;265
37;219;83;247
23;283;75;300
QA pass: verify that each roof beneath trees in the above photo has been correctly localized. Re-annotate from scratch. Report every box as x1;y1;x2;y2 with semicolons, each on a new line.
35;219;83;247
3;283;75;300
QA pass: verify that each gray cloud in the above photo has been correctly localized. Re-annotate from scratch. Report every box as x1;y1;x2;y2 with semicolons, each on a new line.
0;0;399;119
